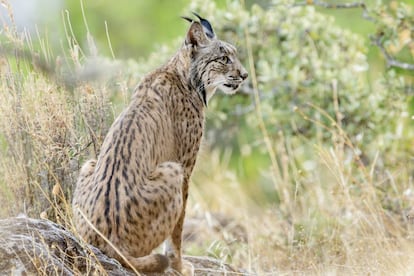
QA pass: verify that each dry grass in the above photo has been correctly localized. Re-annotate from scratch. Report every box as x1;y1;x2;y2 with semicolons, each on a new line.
190;105;414;274
1;3;414;276
189;142;414;274
0;4;125;221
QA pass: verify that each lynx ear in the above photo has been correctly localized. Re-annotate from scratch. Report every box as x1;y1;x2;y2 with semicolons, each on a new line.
192;12;215;39
185;21;210;47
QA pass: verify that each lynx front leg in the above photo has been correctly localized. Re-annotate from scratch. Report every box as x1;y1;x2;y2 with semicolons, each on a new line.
166;178;189;273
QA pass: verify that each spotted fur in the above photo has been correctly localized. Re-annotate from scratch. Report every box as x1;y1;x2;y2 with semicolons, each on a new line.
72;15;248;273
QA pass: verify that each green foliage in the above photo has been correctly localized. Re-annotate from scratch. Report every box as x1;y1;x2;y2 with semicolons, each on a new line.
182;0;412;164
64;0;190;57
370;0;414;66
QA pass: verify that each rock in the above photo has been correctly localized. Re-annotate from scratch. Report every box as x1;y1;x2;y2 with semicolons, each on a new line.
0;217;133;275
0;217;243;275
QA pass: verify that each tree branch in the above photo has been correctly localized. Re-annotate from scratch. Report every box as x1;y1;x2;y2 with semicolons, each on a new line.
295;0;366;9
293;0;414;71
293;0;373;21
370;34;414;71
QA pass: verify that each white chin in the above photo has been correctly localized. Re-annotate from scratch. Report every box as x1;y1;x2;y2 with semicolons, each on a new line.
220;84;238;95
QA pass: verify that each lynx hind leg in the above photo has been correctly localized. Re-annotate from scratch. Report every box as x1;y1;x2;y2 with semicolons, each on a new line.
114;162;184;273
148;161;184;226
148;161;184;224
149;161;184;186
149;162;184;265
118;250;170;273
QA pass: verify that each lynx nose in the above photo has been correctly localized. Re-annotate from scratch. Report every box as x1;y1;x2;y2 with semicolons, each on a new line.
241;72;248;80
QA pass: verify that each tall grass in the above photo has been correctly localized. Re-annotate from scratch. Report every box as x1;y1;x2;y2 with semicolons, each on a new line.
1;2;414;275
0;4;122;222
190;121;414;274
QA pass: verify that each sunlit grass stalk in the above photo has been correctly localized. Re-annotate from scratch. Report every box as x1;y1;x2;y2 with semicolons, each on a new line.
75;208;141;275
241;0;288;207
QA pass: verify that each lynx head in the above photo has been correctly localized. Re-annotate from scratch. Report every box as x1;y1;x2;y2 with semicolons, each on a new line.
183;13;248;105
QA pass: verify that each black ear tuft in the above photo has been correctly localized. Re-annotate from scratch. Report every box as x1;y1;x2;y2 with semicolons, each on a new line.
181;16;193;23
192;12;215;39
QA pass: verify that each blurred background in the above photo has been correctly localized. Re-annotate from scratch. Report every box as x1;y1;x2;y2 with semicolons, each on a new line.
2;0;410;58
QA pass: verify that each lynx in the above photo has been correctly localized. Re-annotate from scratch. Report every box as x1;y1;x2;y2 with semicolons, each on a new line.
72;14;248;273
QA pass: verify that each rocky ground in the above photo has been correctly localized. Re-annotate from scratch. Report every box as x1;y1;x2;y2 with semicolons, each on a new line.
0;217;243;275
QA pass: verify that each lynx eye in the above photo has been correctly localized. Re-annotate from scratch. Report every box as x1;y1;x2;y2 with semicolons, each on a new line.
220;56;232;64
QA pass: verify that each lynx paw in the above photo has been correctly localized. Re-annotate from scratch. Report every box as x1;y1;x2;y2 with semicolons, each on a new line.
168;257;193;276
181;259;194;276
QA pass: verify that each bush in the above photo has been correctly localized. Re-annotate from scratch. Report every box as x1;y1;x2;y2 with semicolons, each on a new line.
184;0;411;159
